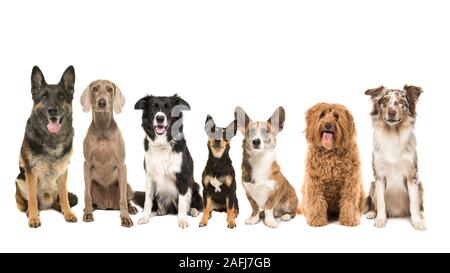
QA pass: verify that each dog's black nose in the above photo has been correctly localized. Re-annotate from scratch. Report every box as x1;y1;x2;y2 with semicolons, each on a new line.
388;109;397;118
98;99;107;108
252;138;261;147
324;123;333;131
214;139;222;148
47;107;58;116
155;115;165;124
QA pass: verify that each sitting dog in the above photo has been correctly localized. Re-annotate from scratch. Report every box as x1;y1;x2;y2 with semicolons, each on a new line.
133;94;203;228
199;115;239;229
301;103;365;227
15;66;78;228
364;85;426;230
235;106;299;228
80;80;138;227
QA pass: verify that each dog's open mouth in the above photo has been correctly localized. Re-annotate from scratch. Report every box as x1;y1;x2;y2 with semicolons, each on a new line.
154;125;168;135
321;131;334;142
47;116;63;133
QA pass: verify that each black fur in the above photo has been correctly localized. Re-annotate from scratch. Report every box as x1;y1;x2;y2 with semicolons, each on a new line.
16;66;78;217
202;115;239;216
133;94;203;214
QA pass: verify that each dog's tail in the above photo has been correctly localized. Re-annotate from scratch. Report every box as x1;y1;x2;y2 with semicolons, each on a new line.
52;192;78;211
68;192;78;208
132;191;145;209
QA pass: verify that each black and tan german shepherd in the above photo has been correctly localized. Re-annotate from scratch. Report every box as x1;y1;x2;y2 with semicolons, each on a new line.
199;115;239;229
15;66;78;228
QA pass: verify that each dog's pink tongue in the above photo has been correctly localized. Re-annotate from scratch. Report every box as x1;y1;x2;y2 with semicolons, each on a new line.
322;132;333;141
47;120;61;133
156;126;165;134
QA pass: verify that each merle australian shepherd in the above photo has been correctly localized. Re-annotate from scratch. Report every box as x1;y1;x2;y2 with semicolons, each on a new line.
133;94;203;228
364;85;425;231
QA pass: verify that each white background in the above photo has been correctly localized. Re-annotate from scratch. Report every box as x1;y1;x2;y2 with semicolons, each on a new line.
0;0;448;253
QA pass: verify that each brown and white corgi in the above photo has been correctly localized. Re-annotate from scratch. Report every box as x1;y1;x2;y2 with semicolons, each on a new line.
234;106;299;228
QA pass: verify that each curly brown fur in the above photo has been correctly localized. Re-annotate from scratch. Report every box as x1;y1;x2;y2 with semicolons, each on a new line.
301;103;365;227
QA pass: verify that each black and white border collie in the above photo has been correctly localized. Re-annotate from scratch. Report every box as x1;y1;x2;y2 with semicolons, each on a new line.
133;94;203;228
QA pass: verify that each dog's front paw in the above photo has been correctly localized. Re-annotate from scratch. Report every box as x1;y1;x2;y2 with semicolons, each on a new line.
227;219;237;229
374;216;386;228
83;213;94;222
121;216;134;228
157;207;166;216
190;208;199;217
365;211;376;219
138;216;149;225
64;212;78;223
307;216;328;227
245;215;260;225
264;216;279;228
28;216;41;228
411;216;426;231
128;206;138;215
178;218;189;229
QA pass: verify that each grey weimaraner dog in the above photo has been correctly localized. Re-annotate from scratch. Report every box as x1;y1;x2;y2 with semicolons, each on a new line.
80;80;137;227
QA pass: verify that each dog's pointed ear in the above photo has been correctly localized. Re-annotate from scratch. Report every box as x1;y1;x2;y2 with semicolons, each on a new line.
80;83;92;113
31;66;46;96
364;86;385;98
234;106;251;135
173;94;191;111
59;65;75;94
134;95;152;110
226;119;238;138
268;106;286;133
113;83;125;114
204;114;216;137
404;84;423;117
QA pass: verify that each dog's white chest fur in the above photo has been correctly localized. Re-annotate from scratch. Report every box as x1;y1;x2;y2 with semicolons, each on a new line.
210;178;223;193
243;150;277;208
373;127;416;216
144;136;182;200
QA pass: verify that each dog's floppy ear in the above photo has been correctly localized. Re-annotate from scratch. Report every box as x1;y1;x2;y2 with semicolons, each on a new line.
365;86;385;115
226;119;238;139
172;94;191;111
305;103;324;144
204;114;216;137
59;65;75;94
113;83;125;114
80;83;92;113
268;106;285;133
364;86;385;98
337;104;356;148
134;95;152;110
31;66;46;96
404;85;423;117
234;106;251;135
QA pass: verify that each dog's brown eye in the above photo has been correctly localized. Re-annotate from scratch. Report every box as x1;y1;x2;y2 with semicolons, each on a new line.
41;94;48;101
108;87;113;93
92;87;98;92
319;112;325;119
334;113;339;120
58;94;65;101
